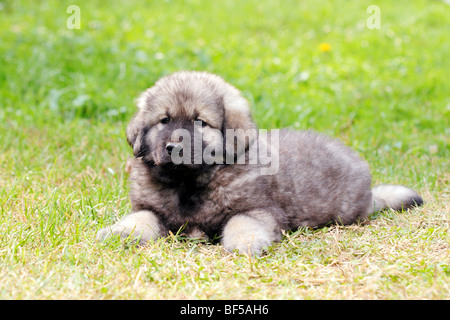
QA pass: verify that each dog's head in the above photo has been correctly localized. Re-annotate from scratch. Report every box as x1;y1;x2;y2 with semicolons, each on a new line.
126;71;256;168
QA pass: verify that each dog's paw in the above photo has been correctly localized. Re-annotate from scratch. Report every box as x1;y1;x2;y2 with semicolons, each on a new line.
221;215;276;256
96;211;161;246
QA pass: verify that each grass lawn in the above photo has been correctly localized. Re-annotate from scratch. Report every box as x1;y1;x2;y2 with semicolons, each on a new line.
0;0;449;299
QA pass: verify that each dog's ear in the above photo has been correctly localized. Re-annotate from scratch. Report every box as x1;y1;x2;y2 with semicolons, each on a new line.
126;112;145;158
222;92;257;161
126;89;154;158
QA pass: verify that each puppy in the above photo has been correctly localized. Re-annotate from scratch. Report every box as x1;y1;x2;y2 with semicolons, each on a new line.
96;71;423;255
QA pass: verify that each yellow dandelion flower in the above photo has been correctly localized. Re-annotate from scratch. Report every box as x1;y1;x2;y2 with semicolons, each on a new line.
319;42;332;52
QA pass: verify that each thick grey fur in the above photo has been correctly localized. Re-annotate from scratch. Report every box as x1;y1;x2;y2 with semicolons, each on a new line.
96;71;423;255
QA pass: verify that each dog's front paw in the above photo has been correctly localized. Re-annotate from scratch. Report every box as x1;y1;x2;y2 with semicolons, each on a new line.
221;215;277;256
96;211;161;245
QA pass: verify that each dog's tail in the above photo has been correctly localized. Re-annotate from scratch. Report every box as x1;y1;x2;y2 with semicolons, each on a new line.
371;184;423;212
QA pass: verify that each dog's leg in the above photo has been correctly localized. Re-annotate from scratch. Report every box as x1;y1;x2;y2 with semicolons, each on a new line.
96;210;162;245
221;212;281;256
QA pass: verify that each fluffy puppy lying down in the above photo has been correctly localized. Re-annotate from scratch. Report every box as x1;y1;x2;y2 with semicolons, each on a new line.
96;71;423;255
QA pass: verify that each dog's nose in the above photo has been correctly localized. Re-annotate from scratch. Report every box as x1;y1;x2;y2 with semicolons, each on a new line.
166;142;182;156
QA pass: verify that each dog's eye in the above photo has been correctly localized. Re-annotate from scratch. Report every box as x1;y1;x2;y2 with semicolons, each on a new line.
196;119;208;127
160;117;170;124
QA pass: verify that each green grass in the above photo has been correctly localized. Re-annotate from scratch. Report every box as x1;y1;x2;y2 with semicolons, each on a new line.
0;0;449;299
